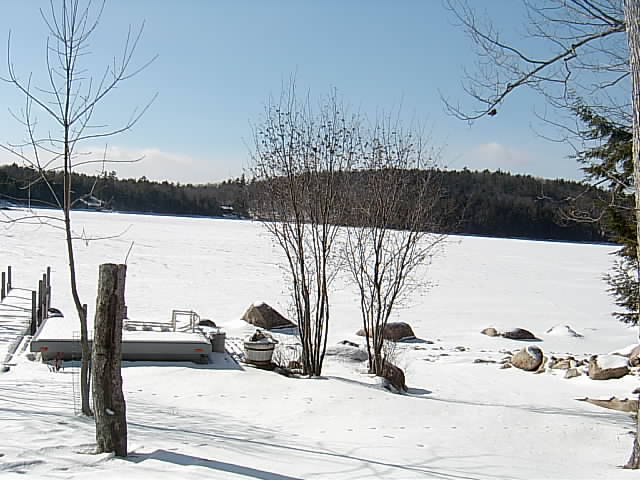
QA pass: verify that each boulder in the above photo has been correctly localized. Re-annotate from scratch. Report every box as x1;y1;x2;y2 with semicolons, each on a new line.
511;346;544;371
577;396;639;413
630;345;640;367
481;327;500;337
565;368;581;379
287;359;303;371
588;355;629;380
549;357;575;370
241;303;295;330
380;361;408;393
198;319;217;328
502;328;538;340
356;322;416;341
535;355;548;374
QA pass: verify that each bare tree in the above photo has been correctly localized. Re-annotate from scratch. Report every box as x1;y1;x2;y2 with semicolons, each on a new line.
444;0;627;123
445;0;640;468
250;85;358;376
1;0;155;415
343;119;446;377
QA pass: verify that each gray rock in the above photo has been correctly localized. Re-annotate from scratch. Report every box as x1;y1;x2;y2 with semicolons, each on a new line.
588;355;630;380
241;303;296;330
481;327;500;337
511;346;544;371
565;368;581;379
630;345;640;367
549;357;574;370
356;322;416;341
502;328;537;340
381;361;408;393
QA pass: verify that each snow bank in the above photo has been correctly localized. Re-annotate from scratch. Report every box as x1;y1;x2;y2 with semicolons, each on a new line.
545;324;583;338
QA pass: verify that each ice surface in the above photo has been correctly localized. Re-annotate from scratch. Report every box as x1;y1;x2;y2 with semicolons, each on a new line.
0;209;636;479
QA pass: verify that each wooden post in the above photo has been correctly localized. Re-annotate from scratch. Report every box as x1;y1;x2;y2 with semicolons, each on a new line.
45;267;51;312
31;291;37;335
37;280;43;326
41;274;46;319
7;266;11;291
1;271;5;301
91;263;127;457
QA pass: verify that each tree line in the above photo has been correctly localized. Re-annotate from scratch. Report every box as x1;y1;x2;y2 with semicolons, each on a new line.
0;162;607;243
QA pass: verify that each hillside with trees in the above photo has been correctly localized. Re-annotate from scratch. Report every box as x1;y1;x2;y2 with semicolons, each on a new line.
0;163;606;243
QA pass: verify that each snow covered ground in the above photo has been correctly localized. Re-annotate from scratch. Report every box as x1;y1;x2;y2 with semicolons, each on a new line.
0;209;639;479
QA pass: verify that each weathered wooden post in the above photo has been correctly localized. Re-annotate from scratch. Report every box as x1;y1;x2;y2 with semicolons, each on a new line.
91;263;127;457
40;272;48;319
1;271;5;301
31;291;37;335
37;279;43;326
7;266;11;291
45;267;51;312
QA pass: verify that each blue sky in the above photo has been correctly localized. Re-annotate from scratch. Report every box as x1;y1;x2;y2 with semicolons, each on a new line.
0;1;605;184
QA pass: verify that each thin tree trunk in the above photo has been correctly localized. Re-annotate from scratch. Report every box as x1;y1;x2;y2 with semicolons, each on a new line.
91;263;127;457
625;0;640;469
63;162;92;416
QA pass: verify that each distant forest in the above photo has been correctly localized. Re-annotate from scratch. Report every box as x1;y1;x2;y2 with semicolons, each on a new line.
0;163;607;243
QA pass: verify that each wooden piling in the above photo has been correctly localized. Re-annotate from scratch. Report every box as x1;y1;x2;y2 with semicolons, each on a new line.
31;291;37;335
1;271;5;301
45;267;51;312
37;280;43;326
7;266;11;291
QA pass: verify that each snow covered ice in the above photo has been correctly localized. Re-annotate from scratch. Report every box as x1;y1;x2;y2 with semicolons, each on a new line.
0;209;639;479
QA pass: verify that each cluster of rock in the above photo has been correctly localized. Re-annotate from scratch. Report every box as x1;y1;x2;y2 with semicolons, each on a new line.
479;325;640;381
496;348;635;380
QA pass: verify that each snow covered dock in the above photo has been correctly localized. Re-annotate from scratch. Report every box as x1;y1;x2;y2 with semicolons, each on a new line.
31;315;212;363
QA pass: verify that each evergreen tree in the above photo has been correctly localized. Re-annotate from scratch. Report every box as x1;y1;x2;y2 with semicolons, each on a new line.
573;104;638;325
